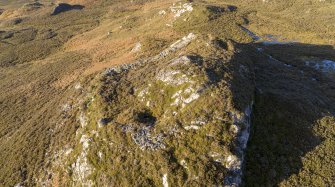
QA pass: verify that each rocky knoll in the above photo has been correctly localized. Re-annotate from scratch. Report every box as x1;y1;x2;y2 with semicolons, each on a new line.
40;32;255;186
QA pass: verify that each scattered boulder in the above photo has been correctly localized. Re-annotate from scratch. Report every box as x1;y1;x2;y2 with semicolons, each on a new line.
51;3;84;16
131;126;165;150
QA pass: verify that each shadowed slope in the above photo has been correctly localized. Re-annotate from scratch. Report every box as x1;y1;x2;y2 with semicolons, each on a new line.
244;43;335;186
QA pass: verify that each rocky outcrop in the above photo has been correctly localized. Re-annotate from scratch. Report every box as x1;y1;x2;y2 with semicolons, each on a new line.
34;1;262;186
170;2;193;18
65;30;254;186
39;29;255;186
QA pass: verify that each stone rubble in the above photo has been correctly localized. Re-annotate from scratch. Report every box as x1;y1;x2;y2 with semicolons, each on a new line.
131;126;165;150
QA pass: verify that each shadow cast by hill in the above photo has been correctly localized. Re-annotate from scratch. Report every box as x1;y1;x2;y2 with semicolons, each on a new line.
229;42;335;186
51;3;84;16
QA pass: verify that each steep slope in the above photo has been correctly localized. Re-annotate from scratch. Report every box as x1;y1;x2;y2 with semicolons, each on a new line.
244;43;335;186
